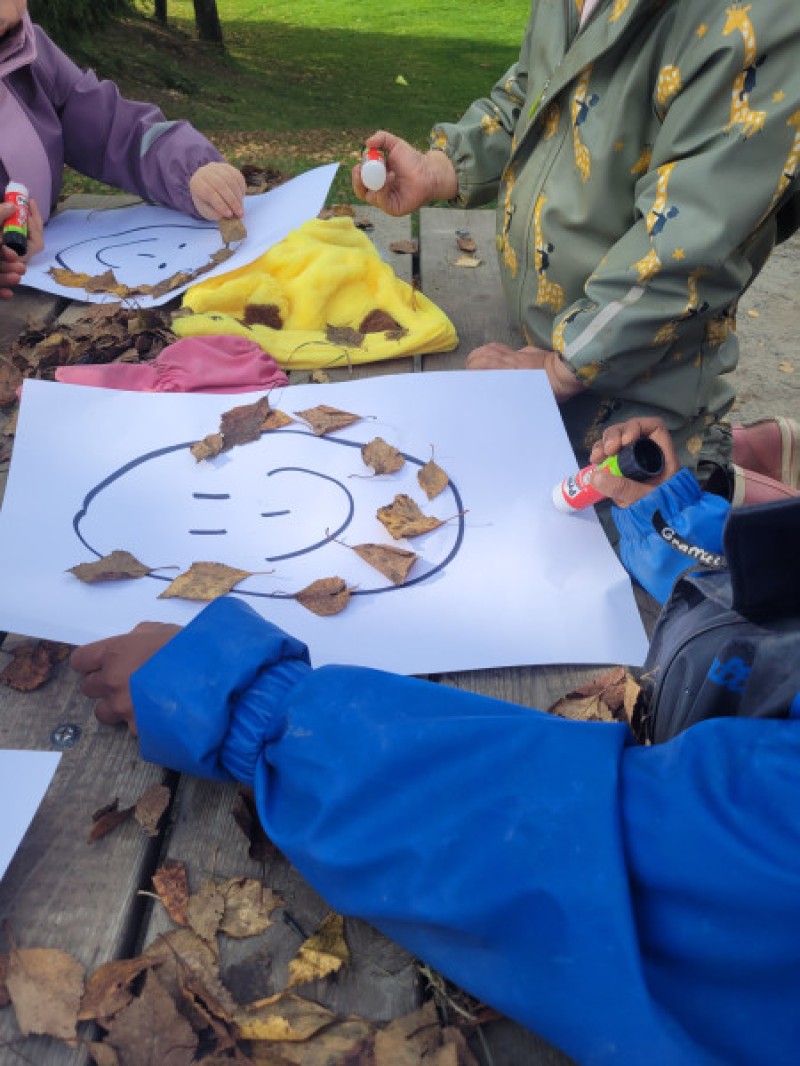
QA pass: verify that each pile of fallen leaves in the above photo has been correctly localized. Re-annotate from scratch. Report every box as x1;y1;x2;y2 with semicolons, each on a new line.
0;812;486;1065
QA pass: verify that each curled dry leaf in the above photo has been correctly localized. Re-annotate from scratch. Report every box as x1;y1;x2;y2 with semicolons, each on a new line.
68;549;154;584
287;912;350;989
456;234;477;254
78;957;156;1023
0;639;71;692
261;407;294;430
153;859;190;926
453;254;482;268
88;798;134;844
191;432;224;462
361;436;405;475
218;877;282;938
159;562;255;602
260;1017;375;1066
192;395;272;461
389;238;418;255
7;945;85;1040
134;782;171;836
234;991;337;1042
351;543;418;585
359;309;405;335
218;216;247;246
376;494;443;539
294;576;351;617
418;458;449;500
547;666;631;724
325;324;364;348
294;404;362;436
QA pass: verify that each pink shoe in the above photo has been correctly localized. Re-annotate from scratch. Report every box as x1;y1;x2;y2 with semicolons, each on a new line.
731;417;800;489
730;464;800;506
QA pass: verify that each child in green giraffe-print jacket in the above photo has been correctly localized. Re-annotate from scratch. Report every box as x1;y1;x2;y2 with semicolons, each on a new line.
354;0;800;489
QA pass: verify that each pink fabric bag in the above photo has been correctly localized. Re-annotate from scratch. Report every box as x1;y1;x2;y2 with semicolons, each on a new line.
55;335;289;393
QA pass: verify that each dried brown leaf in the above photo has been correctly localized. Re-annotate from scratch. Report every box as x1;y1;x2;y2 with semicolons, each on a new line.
186;879;225;944
48;266;93;288
294;404;362;436
389;239;418;255
351;543;418;585
376;494;443;539
318;204;355;219
218;877;282;938
250;1017;375;1066
0;639;71;692
85;1041;120;1066
325;324;364;348
105;969;198;1066
234;991;337;1042
134;783;171;836
159;561;254;601
294;577;351;616
261;407;294;430
232;789;280;864
0;361;23;408
68;550;154;584
373;1000;441;1066
361;437;405;475
79;957;156;1022
456;234;477;254
219;395;272;450
191;432;224;462
88;799;135;844
143;928;224;1003
359;309;404;334
418;459;449;500
84;269;121;294
245;303;284;329
7;946;85;1040
453;254;482;268
219;216;247;245
153;859;190;926
287;912;349;989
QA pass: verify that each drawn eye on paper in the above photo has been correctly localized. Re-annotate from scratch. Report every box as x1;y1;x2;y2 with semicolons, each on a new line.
53;223;219;285
72;430;464;599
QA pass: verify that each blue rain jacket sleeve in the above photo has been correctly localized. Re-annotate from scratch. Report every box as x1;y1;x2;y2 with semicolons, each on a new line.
133;596;800;1066
611;468;730;603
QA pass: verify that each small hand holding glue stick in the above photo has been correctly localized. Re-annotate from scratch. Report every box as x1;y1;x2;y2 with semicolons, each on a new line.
2;182;30;257
552;437;665;513
360;147;387;192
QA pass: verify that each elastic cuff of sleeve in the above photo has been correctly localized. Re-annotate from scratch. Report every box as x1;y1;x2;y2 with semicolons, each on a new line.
612;468;703;540
135;597;309;780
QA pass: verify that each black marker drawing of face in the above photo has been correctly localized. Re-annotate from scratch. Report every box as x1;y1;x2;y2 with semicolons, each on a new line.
54;223;218;285
72;429;465;601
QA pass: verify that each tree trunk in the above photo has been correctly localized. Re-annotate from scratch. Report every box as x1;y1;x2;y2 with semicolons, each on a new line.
193;0;224;45
154;0;167;23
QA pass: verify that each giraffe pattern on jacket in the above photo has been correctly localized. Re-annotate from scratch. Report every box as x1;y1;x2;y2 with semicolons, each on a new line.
723;5;767;138
633;163;678;284
571;68;597;182
769;109;800;210
532;194;566;312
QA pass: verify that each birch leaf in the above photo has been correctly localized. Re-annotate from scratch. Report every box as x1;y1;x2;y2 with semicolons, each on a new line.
287;912;349;989
105;970;198;1066
219;216;247;245
88;799;134;844
418;459;449;500
294;577;351;616
68;550;154;583
7;946;85;1040
152;859;190;926
0;639;71;692
134;783;171;836
359;309;405;335
262;407;294;430
361;437;405;475
218;878;282;938
191;432;224;462
158;562;254;601
186;879;225;945
234;992;336;1042
325;324;364;348
79;957;156;1022
294;404;362;435
376;494;443;539
351;543;418;585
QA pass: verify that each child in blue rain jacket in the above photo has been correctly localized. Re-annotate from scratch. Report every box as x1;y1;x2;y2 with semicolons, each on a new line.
70;417;800;1066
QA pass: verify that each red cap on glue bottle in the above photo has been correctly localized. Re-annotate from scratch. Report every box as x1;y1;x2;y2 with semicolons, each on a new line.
361;148;387;192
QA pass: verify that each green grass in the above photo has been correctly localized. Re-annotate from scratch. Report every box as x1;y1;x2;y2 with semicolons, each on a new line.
62;0;526;202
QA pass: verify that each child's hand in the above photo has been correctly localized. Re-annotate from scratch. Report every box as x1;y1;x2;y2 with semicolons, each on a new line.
70;621;182;734
0;198;45;295
0;243;26;298
466;343;585;403
189;162;246;221
352;131;458;216
590;417;680;507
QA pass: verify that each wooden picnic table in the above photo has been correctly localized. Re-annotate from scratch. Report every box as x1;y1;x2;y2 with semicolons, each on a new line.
0;197;656;1065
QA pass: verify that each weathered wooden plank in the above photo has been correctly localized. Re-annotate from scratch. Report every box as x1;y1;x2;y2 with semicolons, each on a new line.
0;654;170;1063
418;206;524;372
141;774;421;1023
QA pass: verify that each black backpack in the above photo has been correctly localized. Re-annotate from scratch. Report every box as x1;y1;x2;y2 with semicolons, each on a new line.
633;496;800;744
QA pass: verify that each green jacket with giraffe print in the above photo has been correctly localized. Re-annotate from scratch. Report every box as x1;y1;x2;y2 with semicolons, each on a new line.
430;0;800;466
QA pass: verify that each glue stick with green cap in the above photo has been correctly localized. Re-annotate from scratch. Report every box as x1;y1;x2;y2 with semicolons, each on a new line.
552;437;665;513
360;147;387;192
2;182;29;257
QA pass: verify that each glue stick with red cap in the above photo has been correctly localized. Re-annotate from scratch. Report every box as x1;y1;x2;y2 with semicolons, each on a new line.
552;437;665;513
2;182;30;257
360;147;387;191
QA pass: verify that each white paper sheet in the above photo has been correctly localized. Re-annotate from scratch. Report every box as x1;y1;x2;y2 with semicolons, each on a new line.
0;749;60;881
22;163;338;307
0;372;649;675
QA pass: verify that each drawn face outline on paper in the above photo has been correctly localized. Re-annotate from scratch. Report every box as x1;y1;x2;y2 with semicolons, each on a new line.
53;222;219;284
72;428;465;601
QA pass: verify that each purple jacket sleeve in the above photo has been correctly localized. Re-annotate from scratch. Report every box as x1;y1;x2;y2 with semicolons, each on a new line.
34;28;223;216
133;597;800;1066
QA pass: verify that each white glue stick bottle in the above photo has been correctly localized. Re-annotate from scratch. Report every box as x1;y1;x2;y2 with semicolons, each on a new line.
360;147;387;191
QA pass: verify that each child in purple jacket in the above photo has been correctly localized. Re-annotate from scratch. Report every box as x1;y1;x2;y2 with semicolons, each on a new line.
0;0;245;298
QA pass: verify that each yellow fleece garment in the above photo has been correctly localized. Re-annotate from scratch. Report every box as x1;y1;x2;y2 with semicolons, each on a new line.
174;217;458;370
